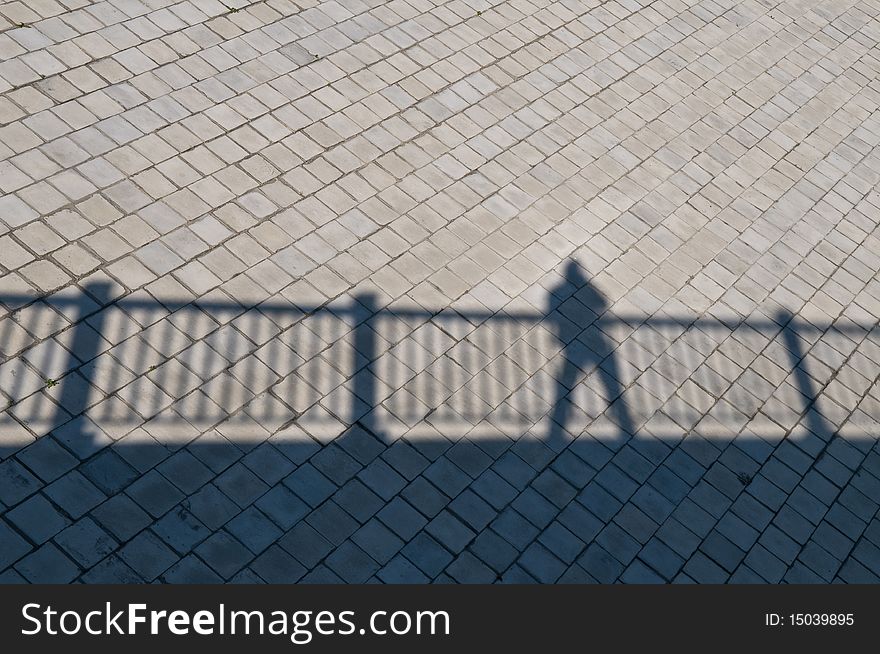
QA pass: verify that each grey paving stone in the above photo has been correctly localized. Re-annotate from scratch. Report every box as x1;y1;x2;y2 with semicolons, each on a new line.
163;555;223;583
728;566;767;584
490;508;539;551
300;565;345;584
491;453;537;491
54;518;117;568
6;493;70;544
44;471;106;519
811;522;854;558
16;543;79;583
531;470;577;508
682;552;729;583
851;539;880;576
214;463;270;509
638;538;685;581
307;500;360;546
577;482;624;521
470;529;520;573
500;565;538;584
278;522;334;569
745;476;788;512
621;560;665;584
758;525;803;566
250;545;307;583
400;478;450;520
423;458;471;497
557;502;603;543
352;519;405;566
518;542;566;583
836;487;878;524
557;565;598;584
730;492;774;531
381;441;430;480
743;545;787;583
81;555;143;583
333;479;383;524
471;470;518;510
512;488;559;530
227;507;283;554
17;437;78;483
401;532;452;578
426;511;474;553
445;551;497;583
632;485;677;524
672;498;717;539
714;513;760;552
309;444;361;485
550;450;596;488
377;497;427;541
184;484;240;531
596;523;642;566
326;541;379;583
126;470;185;518
614;504;660;545
786;487;830;526
773;506;818;545
688;481;733;519
255;484;310;530
156;450;215;494
577;544;625;584
836;558;880;584
784;562;826;584
152;507;211;555
377;554;430;583
655;518;702;560
0;518;32;570
118;530;178;581
229;569;266;584
0;569;27;584
90;494;151;541
284;463;337;507
81;450;140;495
0;459;41;506
195;532;254;580
594;465;641;503
699;531;746;573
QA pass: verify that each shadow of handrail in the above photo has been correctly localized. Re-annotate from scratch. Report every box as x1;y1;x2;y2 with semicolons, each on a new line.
1;260;869;462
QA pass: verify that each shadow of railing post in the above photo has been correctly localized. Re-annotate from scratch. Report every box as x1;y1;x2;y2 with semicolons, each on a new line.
53;282;112;442
777;310;834;442
352;292;380;438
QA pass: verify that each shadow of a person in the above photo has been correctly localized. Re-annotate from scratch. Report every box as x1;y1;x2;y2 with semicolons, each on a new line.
546;260;635;448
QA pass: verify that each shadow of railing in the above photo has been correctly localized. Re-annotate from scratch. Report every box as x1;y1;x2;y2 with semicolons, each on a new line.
1;259;868;468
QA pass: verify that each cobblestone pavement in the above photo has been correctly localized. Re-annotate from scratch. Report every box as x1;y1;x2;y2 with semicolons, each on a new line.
1;0;879;584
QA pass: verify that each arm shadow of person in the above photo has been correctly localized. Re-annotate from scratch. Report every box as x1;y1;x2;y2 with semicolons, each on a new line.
545;260;636;450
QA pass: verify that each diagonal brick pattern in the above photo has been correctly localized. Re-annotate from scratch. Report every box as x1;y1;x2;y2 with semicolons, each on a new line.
1;0;879;583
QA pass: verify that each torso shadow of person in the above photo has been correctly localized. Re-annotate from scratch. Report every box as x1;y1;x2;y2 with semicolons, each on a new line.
545;260;635;449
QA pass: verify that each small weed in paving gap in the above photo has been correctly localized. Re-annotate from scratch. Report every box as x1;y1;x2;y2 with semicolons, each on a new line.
737;472;752;486
44;378;58;389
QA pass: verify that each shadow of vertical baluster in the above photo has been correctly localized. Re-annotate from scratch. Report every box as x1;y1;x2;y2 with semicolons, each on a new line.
777;310;834;441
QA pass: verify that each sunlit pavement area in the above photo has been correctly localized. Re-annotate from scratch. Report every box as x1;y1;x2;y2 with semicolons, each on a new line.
1;0;880;584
